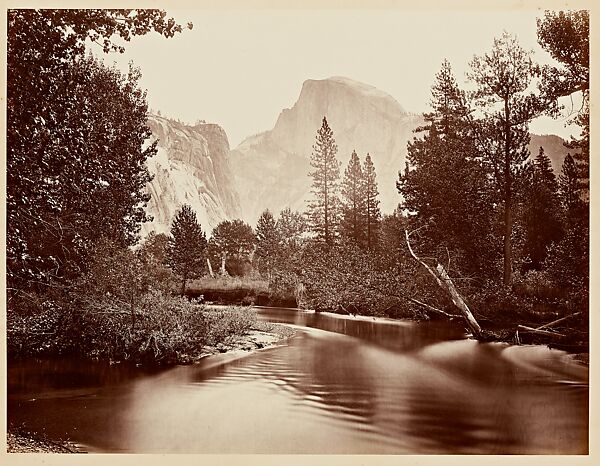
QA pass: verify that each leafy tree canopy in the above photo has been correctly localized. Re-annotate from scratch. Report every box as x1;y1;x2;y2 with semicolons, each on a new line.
7;9;190;292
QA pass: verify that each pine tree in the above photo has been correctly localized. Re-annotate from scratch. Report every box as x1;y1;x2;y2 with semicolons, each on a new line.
255;210;281;279
469;32;550;285
558;154;581;218
398;60;494;275
307;116;341;245
363;154;381;249
522;147;562;269
341;150;366;244
167;204;208;294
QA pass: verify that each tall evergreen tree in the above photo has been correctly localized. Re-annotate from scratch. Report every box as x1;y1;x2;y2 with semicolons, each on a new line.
399;60;494;276
341;150;366;244
522;147;562;269
469;32;550;285
558;154;581;218
307;117;341;245
255;210;281;279
167;205;208;294
363;154;381;249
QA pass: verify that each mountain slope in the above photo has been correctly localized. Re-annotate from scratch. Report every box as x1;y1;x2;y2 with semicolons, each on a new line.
230;77;573;224
230;77;423;223
141;115;241;236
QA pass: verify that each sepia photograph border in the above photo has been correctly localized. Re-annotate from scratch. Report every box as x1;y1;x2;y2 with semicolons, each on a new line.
0;0;597;465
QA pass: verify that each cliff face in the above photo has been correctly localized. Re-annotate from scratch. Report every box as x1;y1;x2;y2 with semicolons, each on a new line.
141;115;241;236
230;77;573;224
230;77;424;223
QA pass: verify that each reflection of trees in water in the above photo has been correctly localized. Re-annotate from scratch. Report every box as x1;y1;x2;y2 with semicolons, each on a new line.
198;332;588;454
8;358;163;394
399;342;588;454
260;308;466;353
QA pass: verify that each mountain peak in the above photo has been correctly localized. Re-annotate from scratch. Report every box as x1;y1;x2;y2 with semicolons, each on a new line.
300;76;407;116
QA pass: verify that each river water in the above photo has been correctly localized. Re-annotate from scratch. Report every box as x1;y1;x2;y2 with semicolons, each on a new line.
7;307;588;454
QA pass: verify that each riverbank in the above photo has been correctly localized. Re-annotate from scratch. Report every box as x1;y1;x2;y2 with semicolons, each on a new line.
7;430;84;453
193;320;296;361
186;277;297;308
7;320;297;454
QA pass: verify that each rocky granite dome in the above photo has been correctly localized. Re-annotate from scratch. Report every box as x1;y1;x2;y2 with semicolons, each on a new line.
142;115;241;236
230;77;424;223
230;77;572;224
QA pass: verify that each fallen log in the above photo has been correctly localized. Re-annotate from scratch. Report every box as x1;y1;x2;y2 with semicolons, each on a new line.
536;312;581;331
405;296;461;318
405;230;482;338
517;325;566;338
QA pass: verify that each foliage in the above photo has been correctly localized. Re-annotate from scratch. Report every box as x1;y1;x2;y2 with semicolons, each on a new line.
8;240;261;364
189;276;269;293
296;239;438;318
363;154;381;249
468;32;550;285
399;60;496;277
276;208;307;247
558;154;582;215
7;9;189;294
208;219;256;276
167;204;208;294
203;307;258;347
535;10;589;309
340;150;367;244
538;10;589;207
520;147;562;269
537;10;589;118
254;210;282;279
138;233;179;295
307;117;341;245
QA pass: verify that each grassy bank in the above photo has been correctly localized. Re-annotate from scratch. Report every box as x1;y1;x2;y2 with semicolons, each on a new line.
186;276;296;307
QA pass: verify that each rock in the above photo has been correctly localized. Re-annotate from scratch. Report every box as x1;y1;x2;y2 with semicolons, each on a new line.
229;76;573;223
142;115;242;236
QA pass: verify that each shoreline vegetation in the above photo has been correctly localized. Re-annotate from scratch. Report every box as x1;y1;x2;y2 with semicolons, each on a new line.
7;309;296;454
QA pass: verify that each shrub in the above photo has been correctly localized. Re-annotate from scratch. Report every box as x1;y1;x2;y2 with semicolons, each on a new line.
203;307;257;347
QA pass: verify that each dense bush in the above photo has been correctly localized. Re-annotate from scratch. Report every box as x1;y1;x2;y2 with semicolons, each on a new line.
7;238;261;365
61;291;206;364
203;307;257;347
286;240;440;318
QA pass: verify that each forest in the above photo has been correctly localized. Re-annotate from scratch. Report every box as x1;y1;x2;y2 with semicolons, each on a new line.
6;10;589;365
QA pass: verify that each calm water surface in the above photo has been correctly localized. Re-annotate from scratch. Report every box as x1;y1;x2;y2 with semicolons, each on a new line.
7;308;588;454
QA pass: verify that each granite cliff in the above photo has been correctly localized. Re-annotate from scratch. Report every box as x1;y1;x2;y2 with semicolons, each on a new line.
142;115;241;236
230;77;423;223
230;77;572;223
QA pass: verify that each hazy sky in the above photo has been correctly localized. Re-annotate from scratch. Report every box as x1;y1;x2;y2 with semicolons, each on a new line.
104;8;581;147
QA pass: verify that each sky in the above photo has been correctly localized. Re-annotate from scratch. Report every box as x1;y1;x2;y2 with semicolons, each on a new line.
102;8;582;147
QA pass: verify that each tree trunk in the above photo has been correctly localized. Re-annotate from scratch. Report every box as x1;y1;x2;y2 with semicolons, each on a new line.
405;230;482;338
503;181;513;286
220;253;226;275
181;271;187;296
503;97;513;286
207;258;214;278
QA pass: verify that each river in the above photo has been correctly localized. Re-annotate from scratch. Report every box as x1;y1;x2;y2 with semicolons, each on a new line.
7;307;588;454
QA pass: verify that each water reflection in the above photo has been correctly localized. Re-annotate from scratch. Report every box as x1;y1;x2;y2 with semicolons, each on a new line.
7;309;588;454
